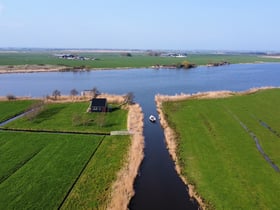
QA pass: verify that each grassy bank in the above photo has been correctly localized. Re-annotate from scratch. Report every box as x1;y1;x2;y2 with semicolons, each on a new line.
1;52;280;70
162;89;280;209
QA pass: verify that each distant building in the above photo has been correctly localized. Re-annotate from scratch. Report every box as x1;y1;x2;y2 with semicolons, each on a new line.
161;53;188;58
89;98;107;112
81;90;94;97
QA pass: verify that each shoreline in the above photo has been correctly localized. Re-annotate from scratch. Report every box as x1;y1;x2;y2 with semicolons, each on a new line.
107;103;144;210
0;61;278;74
155;86;279;210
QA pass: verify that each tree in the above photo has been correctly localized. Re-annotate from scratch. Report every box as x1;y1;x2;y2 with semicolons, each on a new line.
52;89;61;100
6;94;16;100
91;87;100;98
124;92;135;105
70;88;79;100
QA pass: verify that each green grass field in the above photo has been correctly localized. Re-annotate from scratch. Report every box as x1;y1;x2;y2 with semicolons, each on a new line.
0;132;130;209
1;52;279;69
61;135;130;209
162;89;280;209
0;100;131;209
0;100;38;123
3;102;127;133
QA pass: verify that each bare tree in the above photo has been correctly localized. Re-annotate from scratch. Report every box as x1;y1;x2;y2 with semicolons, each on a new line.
91;87;100;98
70;88;79;100
124;92;135;105
52;89;61;100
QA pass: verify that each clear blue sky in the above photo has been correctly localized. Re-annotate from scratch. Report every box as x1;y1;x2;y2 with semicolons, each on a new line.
0;0;279;51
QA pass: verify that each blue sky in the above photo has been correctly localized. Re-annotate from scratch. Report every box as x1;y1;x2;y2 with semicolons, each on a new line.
0;0;279;51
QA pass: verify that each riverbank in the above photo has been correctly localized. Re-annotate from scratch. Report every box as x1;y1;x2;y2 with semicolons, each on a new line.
0;64;74;74
155;96;206;210
0;61;278;74
155;86;279;210
1;52;280;74
107;103;144;210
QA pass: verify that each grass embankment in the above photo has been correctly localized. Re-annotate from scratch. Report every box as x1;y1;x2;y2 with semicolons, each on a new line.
1;52;280;72
3;101;127;134
0;100;38;123
161;89;280;209
0;99;140;209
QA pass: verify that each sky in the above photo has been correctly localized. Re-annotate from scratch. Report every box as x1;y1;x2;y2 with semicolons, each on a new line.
0;0;279;51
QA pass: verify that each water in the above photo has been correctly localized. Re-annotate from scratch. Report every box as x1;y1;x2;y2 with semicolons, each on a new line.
1;63;280;209
1;63;279;97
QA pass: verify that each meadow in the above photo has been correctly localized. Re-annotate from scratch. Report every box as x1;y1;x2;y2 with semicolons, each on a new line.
0;100;131;209
0;52;279;70
3;101;127;133
162;89;280;209
0;100;38;122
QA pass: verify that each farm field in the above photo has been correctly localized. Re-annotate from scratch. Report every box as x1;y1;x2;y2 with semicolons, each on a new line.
0;100;38;123
0;52;280;70
162;89;280;209
0;99;131;209
0;131;130;209
3;101;127;134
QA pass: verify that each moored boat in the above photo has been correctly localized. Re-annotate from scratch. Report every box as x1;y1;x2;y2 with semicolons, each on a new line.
149;115;156;122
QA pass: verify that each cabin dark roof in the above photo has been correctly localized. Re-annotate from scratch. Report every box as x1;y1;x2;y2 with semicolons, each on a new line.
91;98;107;107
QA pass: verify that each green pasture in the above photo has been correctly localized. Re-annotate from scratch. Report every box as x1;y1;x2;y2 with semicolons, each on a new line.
0;100;38;123
1;52;279;69
61;135;130;209
162;89;280;209
3;102;127;133
0;132;130;209
0;99;131;209
0;132;103;209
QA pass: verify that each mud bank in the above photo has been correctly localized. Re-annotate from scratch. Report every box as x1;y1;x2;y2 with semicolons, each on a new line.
155;86;279;210
107;103;144;210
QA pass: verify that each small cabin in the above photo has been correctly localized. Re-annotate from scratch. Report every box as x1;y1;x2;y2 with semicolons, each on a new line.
89;98;107;112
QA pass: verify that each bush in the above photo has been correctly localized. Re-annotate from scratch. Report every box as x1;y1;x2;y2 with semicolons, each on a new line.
6;94;17;100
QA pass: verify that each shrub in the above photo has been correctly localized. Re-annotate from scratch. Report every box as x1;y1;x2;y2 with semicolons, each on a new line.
6;94;17;100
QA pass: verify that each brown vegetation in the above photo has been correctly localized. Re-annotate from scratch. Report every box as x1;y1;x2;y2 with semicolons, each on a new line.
107;103;144;210
0;64;72;74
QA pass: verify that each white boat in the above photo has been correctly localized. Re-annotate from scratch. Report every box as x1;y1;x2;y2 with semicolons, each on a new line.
149;115;156;122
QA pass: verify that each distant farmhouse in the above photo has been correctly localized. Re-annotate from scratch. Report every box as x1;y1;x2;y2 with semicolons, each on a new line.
161;53;188;58
88;98;107;112
54;54;95;61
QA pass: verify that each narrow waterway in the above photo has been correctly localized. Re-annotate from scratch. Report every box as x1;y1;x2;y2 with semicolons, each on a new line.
128;96;198;210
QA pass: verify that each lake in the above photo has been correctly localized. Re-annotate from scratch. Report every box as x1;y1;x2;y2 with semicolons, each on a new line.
1;63;280;209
